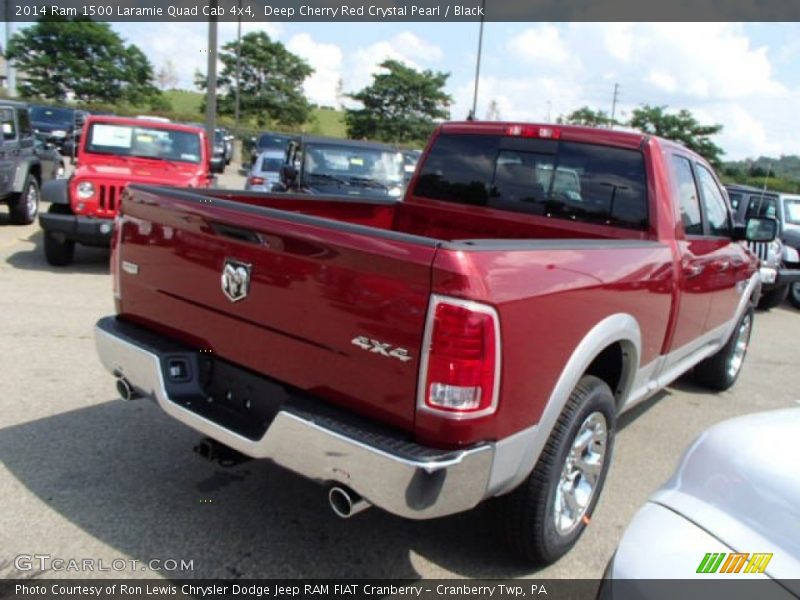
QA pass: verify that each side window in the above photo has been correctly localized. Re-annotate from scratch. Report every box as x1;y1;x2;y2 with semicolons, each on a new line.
745;195;777;219
695;165;731;237
0;109;17;141
727;192;742;211
670;155;703;235
17;109;32;138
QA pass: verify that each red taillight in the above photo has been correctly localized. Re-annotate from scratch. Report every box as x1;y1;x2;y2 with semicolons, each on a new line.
248;176;265;185
418;296;500;418
505;124;561;139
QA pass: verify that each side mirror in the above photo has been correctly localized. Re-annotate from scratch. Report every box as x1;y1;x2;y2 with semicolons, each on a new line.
281;165;298;186
734;217;777;242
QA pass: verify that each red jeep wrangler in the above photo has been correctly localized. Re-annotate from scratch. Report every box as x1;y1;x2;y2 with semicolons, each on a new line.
39;115;213;266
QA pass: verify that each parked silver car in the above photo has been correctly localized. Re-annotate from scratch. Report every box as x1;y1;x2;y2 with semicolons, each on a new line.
244;150;285;192
603;408;800;598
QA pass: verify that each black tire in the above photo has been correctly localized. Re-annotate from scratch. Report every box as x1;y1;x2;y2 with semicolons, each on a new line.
693;306;754;391
756;285;788;310
494;375;616;564
789;282;800;310
8;175;40;225
43;205;75;266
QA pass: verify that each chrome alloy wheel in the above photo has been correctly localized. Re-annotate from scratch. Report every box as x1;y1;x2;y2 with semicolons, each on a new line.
554;411;608;535
26;182;39;219
727;312;752;379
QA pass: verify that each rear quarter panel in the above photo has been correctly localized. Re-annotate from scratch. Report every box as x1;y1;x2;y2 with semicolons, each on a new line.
415;242;675;446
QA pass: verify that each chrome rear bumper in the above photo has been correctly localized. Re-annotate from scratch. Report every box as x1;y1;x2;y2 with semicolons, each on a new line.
94;317;495;519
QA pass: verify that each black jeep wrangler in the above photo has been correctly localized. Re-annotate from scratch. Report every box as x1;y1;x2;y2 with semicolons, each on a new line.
0;100;42;225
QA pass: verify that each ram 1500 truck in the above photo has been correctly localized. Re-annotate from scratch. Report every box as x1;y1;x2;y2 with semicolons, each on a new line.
94;122;776;564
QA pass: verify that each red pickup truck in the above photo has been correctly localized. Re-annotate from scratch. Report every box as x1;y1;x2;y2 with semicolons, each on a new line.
39;115;213;266
94;122;775;564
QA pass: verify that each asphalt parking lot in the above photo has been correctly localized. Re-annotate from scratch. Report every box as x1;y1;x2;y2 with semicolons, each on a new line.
1;172;799;580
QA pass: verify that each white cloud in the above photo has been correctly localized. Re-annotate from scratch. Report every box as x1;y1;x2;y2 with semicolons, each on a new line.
118;22;283;90
602;23;635;63
466;23;792;159
566;23;784;101
507;25;578;70
286;33;343;107
451;75;585;123
348;31;443;93
646;70;678;93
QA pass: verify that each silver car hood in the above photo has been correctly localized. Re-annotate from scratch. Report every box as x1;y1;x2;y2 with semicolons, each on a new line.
652;408;800;581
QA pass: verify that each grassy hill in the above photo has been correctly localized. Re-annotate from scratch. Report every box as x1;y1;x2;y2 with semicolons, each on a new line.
163;89;203;114
162;89;346;138
722;155;800;193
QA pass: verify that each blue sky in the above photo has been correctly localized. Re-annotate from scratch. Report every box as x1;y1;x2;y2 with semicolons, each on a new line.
23;22;800;159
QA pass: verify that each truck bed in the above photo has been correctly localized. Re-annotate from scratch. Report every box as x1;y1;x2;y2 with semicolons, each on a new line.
191;188;650;243
115;185;672;446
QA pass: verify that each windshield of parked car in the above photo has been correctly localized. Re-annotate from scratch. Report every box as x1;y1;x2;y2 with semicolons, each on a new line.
784;197;800;225
303;143;404;187
414;134;648;230
85;123;202;164
745;194;778;219
257;134;291;150
30;106;74;126
260;156;284;173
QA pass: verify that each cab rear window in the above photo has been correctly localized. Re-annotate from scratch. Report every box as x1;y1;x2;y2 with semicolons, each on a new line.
413;133;648;229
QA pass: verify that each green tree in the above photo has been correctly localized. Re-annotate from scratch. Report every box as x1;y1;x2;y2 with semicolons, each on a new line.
629;105;724;167
196;31;313;127
558;106;617;128
7;17;163;107
345;60;451;143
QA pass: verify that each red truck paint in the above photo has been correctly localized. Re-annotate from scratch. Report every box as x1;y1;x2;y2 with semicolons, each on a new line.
109;123;757;448
96;121;767;562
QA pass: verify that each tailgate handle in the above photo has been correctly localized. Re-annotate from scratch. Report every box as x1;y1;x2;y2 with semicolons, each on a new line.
212;222;263;245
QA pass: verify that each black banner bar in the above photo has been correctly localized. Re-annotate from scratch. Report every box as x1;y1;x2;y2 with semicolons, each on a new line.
2;580;800;600
5;0;800;22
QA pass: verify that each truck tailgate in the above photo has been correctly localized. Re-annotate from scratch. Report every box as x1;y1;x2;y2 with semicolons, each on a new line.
116;187;438;430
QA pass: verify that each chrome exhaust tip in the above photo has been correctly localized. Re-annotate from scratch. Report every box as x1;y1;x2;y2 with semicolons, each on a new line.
328;486;371;519
116;377;140;401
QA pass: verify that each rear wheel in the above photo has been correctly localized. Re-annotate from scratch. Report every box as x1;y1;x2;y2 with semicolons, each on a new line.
693;306;753;391
9;175;40;225
494;375;616;564
756;285;788;310
789;282;800;310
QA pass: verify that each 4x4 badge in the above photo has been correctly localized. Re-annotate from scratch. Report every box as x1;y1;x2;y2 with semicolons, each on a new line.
221;259;251;302
351;336;412;362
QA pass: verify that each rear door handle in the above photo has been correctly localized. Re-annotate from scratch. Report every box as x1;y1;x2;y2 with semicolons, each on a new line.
682;263;705;278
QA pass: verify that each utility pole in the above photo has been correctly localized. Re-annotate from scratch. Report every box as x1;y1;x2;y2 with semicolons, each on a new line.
469;0;486;120
5;3;16;97
610;82;620;128
205;1;218;147
546;100;552;123
234;0;242;129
